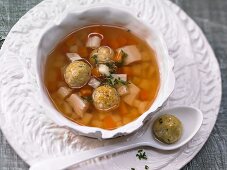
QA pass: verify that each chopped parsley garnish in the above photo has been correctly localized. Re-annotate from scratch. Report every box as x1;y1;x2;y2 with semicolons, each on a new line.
114;77;129;85
105;74;129;87
105;62;117;73
116;50;128;67
121;50;128;59
131;168;135;170
91;55;98;64
145;165;149;169
136;149;147;160
105;74;116;86
81;96;93;103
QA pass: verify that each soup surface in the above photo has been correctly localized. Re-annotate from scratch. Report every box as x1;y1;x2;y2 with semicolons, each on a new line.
44;25;160;130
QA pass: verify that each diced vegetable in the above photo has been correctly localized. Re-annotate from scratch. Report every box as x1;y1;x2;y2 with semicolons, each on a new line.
123;82;140;106
61;101;73;115
117;85;129;96
112;114;122;127
57;86;72;99
112;74;127;82
117;45;142;65
132;76;140;85
141;51;152;61
133;99;140;107
139;101;149;113
129;107;139;119
132;64;142;76
98;112;108;120
139;79;150;89
98;64;110;76
66;53;82;62
116;121;122;127
120;67;133;76
124;107;139;120
112;114;121;122
122;117;131;125
69;45;78;53
133;99;149;113
71;113;81;120
57;82;67;89
91;68;101;77
51;92;61;105
91;120;103;128
139;90;149;101
79;86;93;97
88;77;101;88
113;51;123;63
147;68;155;78
119;102;128;116
114;50;128;66
103;115;117;129
66;93;89;118
81;113;93;125
142;62;150;72
86;36;102;49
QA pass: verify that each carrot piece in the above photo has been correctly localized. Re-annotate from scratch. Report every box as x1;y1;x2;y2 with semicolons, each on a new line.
80;86;93;97
121;67;133;76
78;46;88;57
103;115;117;129
113;52;123;63
119;102;128;116
139;90;149;101
91;68;101;77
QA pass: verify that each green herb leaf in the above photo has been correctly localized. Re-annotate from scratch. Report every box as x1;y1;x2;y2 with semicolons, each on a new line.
131;168;135;170
81;96;93;103
116;50;128;67
104;74;129;87
136;149;147;160
91;55;98;64
145;165;149;169
105;62;117;73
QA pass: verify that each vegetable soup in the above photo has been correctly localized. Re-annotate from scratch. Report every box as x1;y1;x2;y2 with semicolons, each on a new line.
44;25;160;130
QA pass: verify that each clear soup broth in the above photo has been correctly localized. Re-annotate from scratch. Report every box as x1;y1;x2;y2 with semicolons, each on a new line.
44;25;160;130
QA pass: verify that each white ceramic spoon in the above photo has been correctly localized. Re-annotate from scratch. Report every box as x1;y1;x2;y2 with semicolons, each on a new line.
30;106;203;170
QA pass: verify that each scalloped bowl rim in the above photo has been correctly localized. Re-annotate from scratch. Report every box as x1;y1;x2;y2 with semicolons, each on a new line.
35;4;175;139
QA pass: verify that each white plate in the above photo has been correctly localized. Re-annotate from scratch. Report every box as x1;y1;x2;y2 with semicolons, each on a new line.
0;0;221;169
